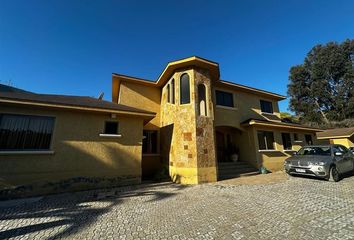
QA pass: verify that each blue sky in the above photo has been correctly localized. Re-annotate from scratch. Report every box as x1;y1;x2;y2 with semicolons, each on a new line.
0;0;353;112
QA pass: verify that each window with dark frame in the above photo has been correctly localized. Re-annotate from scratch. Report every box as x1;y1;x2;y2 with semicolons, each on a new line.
281;133;292;150
215;90;234;107
180;73;190;104
171;79;175;104
305;134;313;145
104;121;119;134
294;133;299;141
0;114;55;151
260;100;273;114
167;84;171;103
142;130;158;154
257;131;275;150
198;84;207;116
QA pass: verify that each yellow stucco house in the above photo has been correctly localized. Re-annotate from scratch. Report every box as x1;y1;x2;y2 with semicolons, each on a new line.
0;56;325;198
0;83;155;198
112;56;323;184
317;127;354;148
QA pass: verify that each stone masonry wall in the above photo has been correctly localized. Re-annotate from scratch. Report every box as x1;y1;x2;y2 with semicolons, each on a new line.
160;69;199;184
160;68;217;184
194;68;217;183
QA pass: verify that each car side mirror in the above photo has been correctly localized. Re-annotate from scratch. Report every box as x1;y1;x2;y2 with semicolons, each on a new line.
334;152;343;157
293;152;297;156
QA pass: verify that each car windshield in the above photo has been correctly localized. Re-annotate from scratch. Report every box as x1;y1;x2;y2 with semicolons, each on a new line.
297;146;331;156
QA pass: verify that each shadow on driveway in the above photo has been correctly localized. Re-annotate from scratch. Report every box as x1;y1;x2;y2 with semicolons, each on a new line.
0;182;188;239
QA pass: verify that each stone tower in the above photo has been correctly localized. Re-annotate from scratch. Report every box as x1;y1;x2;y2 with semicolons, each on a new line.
160;66;217;184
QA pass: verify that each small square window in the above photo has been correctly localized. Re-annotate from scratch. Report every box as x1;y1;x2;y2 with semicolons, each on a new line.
260;100;273;114
104;122;118;134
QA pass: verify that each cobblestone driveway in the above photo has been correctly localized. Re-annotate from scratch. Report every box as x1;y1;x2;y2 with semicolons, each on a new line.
1;175;354;240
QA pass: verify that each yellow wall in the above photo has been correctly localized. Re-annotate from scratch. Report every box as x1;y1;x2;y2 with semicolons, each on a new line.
213;86;281;128
118;81;161;130
330;138;354;148
250;127;323;172
0;105;144;198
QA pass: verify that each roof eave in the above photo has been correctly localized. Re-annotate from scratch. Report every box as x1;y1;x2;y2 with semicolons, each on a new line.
316;134;354;140
0;98;156;119
218;80;286;100
242;120;322;132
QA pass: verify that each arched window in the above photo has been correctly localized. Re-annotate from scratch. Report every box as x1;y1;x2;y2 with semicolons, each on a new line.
180;73;190;104
171;79;175;104
198;84;207;116
167;84;170;103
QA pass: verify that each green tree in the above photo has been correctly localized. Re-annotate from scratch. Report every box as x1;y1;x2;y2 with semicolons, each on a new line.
288;39;354;125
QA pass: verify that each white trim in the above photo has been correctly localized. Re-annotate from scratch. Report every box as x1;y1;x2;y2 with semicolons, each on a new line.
294;141;303;143
261;111;276;115
99;134;122;138
216;105;237;111
258;149;281;153
0;150;55;155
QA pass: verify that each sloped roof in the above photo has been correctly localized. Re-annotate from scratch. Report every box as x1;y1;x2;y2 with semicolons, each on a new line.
241;118;322;132
0;84;34;94
317;127;354;139
0;84;155;117
112;56;286;103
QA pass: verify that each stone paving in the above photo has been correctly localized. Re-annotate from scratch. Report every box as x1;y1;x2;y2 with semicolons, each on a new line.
1;174;354;239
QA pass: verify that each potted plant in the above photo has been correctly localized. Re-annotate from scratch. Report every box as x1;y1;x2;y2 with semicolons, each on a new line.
229;144;240;162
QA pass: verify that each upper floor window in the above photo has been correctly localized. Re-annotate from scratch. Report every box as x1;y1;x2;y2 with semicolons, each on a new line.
0;114;55;151
216;90;233;107
171;79;175;104
180;73;190;104
167;84;171;103
260;100;273;114
143;130;158;154
281;133;292;150
293;133;299;141
198;84;207;116
257;130;275;150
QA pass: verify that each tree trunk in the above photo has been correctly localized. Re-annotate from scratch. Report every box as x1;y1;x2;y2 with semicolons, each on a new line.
315;100;329;123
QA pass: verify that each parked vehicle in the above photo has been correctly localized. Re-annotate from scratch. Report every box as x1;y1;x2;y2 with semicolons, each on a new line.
284;145;354;182
350;147;354;153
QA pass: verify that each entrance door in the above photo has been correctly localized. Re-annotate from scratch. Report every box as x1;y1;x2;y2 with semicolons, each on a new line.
216;131;226;162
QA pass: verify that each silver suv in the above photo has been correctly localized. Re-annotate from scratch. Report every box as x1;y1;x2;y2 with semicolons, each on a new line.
284;145;354;182
350;147;354;154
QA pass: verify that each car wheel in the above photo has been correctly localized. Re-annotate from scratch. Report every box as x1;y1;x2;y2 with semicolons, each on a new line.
329;165;340;182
